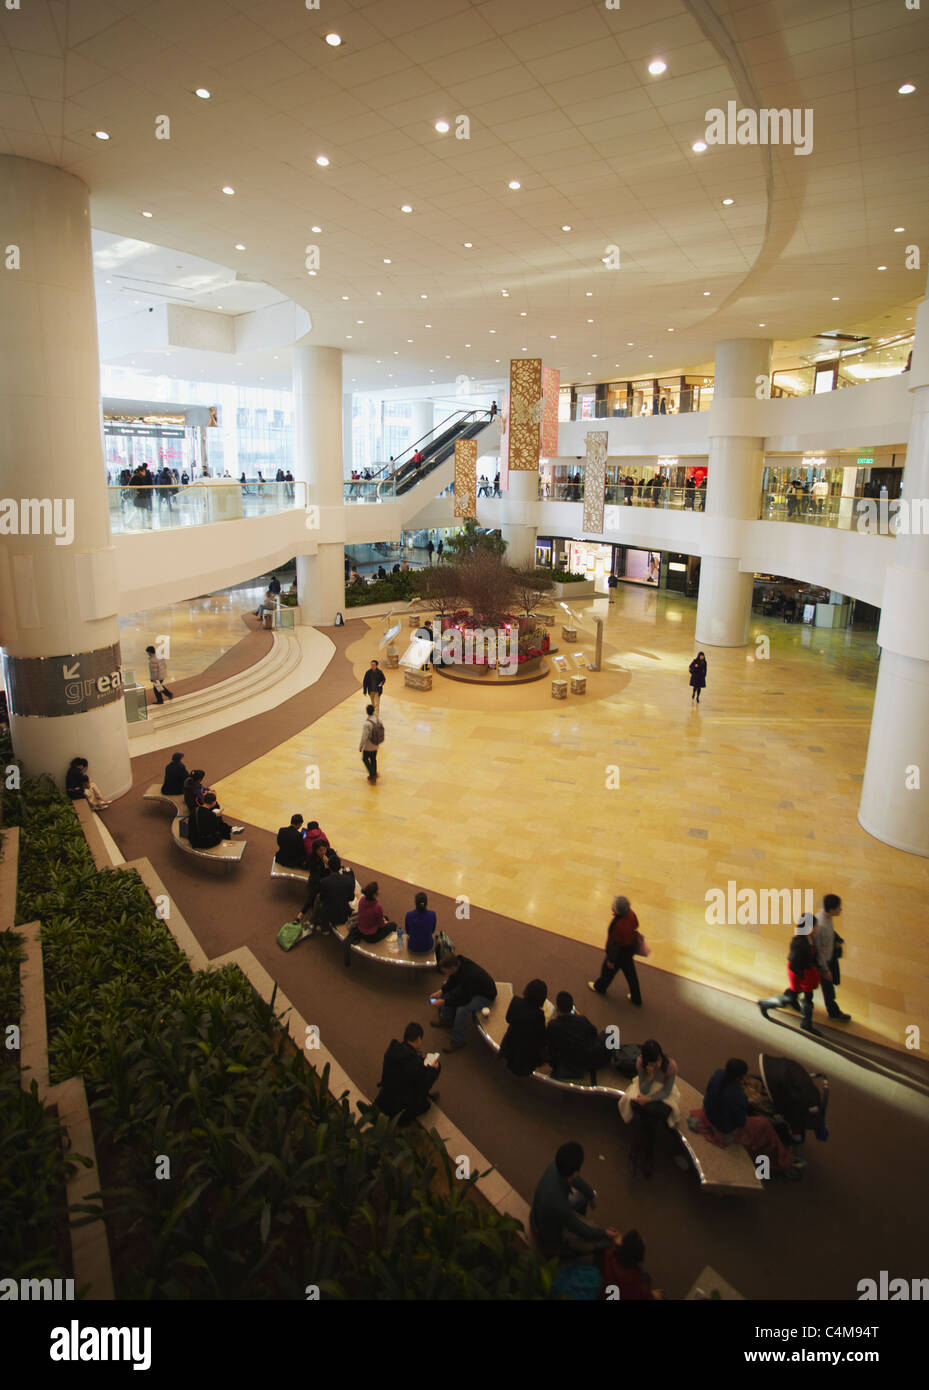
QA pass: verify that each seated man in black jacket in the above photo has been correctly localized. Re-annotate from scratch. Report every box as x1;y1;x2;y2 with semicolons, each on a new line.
530;1142;618;1260
275;813;306;868
432;954;497;1053
314;864;356;935
294;845;342;926
374;1022;440;1125
187;792;243;848
161;751;188;795
544;991;610;1081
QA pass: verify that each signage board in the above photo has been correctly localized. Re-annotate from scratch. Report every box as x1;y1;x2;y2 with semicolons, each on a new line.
2;643;124;717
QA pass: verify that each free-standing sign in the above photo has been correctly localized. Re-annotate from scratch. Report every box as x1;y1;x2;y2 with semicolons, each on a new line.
2;642;124;717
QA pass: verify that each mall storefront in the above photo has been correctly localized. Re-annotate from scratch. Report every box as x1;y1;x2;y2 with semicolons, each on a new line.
536;538;700;595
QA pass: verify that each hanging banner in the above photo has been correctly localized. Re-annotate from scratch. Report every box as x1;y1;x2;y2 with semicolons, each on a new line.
507;358;543;471
582;431;608;533
540;367;561;459
454;438;477;518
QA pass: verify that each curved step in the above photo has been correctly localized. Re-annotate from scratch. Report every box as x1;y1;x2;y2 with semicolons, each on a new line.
131;632;301;736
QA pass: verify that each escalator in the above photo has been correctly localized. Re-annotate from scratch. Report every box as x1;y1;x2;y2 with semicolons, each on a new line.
382;409;495;496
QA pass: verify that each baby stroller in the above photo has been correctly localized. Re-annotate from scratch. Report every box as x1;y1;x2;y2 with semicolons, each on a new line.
755;1053;829;1145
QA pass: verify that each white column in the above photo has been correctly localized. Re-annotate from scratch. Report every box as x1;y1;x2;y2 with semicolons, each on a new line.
342;392;354;476
0;157;131;799
409;398;434;451
501;469;538;566
292;344;346;625
695;339;772;647
858;291;929;855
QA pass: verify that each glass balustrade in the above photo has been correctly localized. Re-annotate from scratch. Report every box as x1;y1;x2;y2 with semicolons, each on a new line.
343;479;397;503
108;481;306;533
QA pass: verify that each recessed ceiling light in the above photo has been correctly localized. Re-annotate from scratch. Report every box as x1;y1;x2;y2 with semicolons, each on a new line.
376;290;382;296
316;155;330;167
105;279;111;284
898;83;916;95
561;224;572;231
407;339;413;343
445;355;451;359
435;120;450;133
216;304;222;309
463;242;473;248
311;225;322;233
325;33;342;46
893;226;905;233
592;353;598;357
95;130;110;140
758;322;766;327
703;290;711;296
420;293;427;299
141;210;152;217
273;355;279;359
307;270;316;276
550;334;557;339
586;291;593;297
627;342;634;346
668;327;674;332
522;347;528;351
877;265;887;270
356;320;364;324
648;354;654;358
234;243;246;250
401;204;413;213
222;186;235;195
341;295;349;300
520;311;527;316
692;141;707;153
722;198;734;206
195;88;211;99
648;59;667;75
508;180;521;190
425;323;432;327
465;343;471;347
832;296;840;301
383;258;392;264
345;335;352;339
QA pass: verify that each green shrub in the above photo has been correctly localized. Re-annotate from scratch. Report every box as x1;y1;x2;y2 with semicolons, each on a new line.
548;569;588;583
345;571;418;607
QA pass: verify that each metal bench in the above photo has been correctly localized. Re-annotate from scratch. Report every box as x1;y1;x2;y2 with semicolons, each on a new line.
270;855;310;883
143;784;186;818
476;984;763;1195
330;913;438;972
143;782;246;865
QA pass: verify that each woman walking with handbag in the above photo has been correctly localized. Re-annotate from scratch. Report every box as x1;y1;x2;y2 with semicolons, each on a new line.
588;896;644;1006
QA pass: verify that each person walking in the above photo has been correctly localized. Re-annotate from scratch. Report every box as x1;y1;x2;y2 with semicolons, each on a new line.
689;651;707;704
145;645;174;704
757;915;822;1035
359;703;384;782
607;571;618;605
426;538;435;564
362;659;385;713
815;894;851;1022
589;895;643;1006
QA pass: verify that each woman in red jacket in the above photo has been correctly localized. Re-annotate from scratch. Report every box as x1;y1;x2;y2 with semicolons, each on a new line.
589;896;642;1005
758;916;822;1035
357;882;397;944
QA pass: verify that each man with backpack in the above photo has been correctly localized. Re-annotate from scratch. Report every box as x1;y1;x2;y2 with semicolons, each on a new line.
360;703;384;781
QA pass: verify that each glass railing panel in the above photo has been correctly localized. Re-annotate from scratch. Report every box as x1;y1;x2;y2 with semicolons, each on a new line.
343;480;397;503
108;481;305;533
759;491;895;534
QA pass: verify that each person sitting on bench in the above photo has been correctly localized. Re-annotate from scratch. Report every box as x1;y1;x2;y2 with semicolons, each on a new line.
356;882;397;944
432;954;497;1053
188;791;243;848
161;751;188;795
618;1039;680;1179
314;863;356;935
542;991;610;1080
530;1142;618;1261
373;1022;441;1126
695;1058;806;1181
599;1229;662;1300
294;844;342;924
404;891;436;956
183;769;207;815
500;978;548;1076
276;813;306;868
302;820;329;857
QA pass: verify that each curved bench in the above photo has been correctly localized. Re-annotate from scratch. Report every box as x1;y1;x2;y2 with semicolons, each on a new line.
143;782;246;866
270;855;310;883
476;984;762;1195
330;914;438;972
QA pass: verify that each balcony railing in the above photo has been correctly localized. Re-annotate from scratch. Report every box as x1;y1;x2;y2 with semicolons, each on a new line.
108;480;306;533
760;491;895;533
343;479;398;503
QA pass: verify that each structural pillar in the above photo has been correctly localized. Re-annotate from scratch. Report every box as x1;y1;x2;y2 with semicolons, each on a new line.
0;157;131;798
409;398;434;452
500;469;538;566
695;338;772;646
292;344;346;625
858;286;929;856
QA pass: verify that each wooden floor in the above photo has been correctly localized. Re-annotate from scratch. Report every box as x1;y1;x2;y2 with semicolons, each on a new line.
210;584;928;1053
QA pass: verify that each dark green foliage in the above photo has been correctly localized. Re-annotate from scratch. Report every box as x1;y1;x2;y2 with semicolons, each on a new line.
345;571;418;606
443;518;507;558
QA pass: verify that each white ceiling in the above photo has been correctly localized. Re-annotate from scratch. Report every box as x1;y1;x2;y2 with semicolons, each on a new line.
2;0;926;394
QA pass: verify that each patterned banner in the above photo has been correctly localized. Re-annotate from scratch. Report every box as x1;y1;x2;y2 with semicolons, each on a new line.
454;438;477;518
540;367;560;458
582;430;608;533
507;358;543;471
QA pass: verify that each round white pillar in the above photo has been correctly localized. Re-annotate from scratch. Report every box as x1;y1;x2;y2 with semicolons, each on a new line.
292;344;346;625
858;294;929;855
0;156;131;799
409;399;434;452
501;469;538;566
695;338;771;647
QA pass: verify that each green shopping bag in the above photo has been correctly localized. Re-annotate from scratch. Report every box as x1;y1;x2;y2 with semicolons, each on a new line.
277;920;306;952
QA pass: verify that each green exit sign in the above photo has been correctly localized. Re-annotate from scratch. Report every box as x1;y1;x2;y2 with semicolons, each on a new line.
857;456;874;465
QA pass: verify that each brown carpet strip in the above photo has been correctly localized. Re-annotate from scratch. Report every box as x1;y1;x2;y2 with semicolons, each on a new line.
142;613;272;709
101;619;929;1301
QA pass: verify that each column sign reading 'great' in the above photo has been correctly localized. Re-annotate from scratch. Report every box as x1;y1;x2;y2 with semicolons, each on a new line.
2;643;124;718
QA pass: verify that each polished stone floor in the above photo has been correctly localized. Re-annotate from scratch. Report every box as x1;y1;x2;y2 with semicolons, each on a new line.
209;584;927;1053
118;583;267;683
